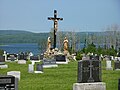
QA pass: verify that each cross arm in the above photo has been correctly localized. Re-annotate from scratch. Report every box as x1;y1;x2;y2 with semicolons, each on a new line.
48;17;55;20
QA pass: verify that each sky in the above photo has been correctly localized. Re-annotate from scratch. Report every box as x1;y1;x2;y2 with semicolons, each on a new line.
0;0;120;33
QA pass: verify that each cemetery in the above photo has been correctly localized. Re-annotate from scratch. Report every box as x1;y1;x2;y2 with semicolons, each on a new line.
0;5;120;90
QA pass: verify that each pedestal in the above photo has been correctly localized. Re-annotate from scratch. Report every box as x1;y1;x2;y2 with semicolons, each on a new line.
73;82;106;90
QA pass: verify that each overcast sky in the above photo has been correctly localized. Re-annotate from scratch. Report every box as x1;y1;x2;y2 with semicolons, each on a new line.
0;0;120;32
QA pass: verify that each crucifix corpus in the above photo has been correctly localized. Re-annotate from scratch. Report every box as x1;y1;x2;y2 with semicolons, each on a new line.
48;10;63;49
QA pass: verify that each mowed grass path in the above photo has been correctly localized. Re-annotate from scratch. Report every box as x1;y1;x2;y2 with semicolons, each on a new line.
0;60;120;90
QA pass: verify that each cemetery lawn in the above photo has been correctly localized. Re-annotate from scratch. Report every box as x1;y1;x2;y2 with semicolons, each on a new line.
0;60;120;90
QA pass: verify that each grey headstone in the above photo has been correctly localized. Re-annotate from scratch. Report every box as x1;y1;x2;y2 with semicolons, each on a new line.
43;59;56;65
0;56;5;65
36;64;43;72
106;60;113;70
0;75;18;90
114;60;120;70
77;60;101;83
18;52;24;60
28;64;34;73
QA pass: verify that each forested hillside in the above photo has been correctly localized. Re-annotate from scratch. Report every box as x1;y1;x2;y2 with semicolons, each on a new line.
0;30;49;43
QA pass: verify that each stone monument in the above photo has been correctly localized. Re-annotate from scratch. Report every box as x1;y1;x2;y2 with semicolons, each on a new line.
34;64;43;73
0;75;18;90
73;60;106;90
106;60;113;70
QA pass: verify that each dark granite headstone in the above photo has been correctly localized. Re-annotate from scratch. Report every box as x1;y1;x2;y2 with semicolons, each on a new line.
7;54;17;61
0;56;5;64
114;60;120;70
54;55;66;62
0;75;18;90
43;59;56;65
40;54;44;60
18;53;24;60
36;64;43;72
30;56;39;61
77;60;101;83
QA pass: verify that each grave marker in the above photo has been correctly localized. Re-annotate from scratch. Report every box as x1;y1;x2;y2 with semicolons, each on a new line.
34;64;43;73
42;59;58;68
106;60;113;70
54;55;68;64
0;75;18;90
77;60;101;83
114;60;120;70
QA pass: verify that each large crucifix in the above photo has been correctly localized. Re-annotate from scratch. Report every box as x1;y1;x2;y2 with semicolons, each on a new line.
48;10;63;49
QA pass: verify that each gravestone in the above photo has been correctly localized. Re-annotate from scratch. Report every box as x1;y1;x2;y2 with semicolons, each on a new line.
0;56;8;69
30;56;39;61
73;60;106;90
7;54;17;61
34;64;43;73
7;71;21;81
18;52;24;60
40;54;44;60
0;75;18;90
54;55;68;64
42;59;58;68
77;60;101;83
114;60;120;70
0;56;5;65
28;64;34;73
18;60;26;64
106;60;113;70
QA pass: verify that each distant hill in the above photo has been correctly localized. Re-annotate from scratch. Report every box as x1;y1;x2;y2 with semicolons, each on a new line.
0;30;49;43
0;30;105;44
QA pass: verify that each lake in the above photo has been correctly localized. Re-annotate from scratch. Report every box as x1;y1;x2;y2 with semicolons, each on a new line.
0;43;40;55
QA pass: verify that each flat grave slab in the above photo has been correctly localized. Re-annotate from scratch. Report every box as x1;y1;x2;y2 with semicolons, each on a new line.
0;64;8;69
73;82;106;90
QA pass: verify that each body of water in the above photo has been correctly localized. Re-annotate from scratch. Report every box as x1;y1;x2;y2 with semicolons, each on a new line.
0;43;40;55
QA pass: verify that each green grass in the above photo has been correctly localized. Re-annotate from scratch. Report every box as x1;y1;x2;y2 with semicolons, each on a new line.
0;60;120;90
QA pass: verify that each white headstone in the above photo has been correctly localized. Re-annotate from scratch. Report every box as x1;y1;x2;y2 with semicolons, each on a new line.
7;71;20;80
28;64;34;73
18;60;26;64
106;60;113;70
0;64;8;69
